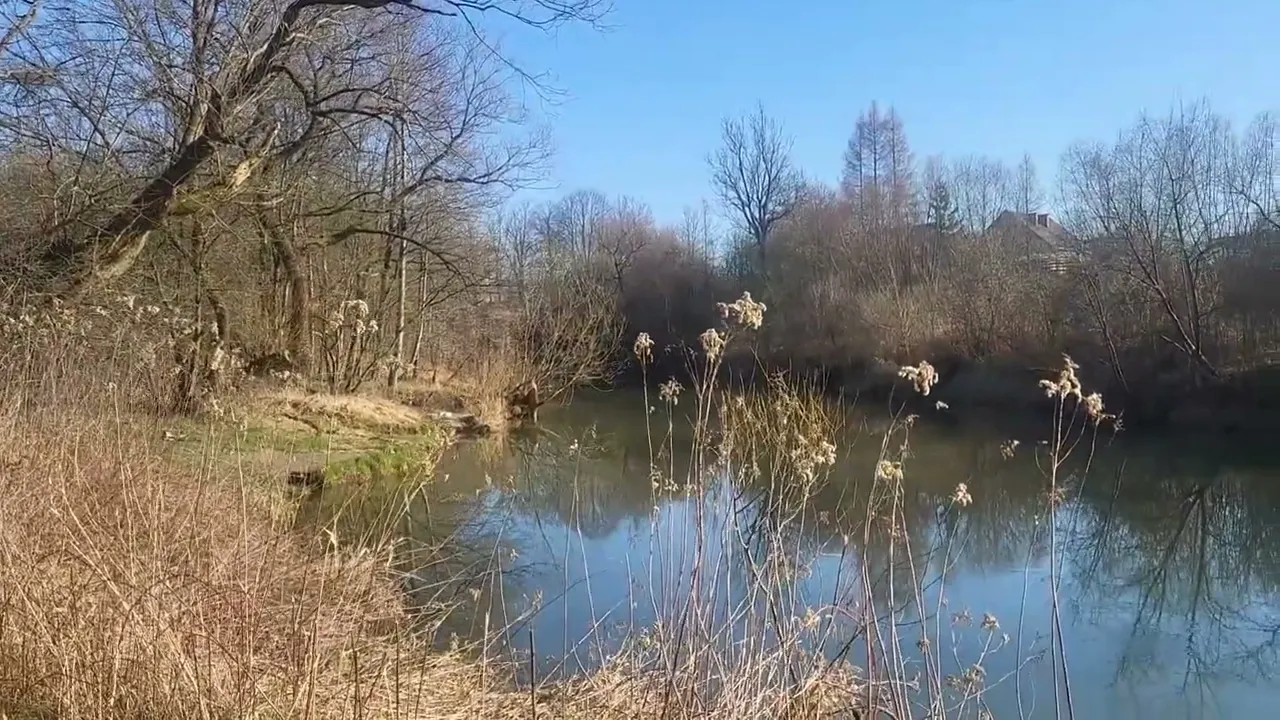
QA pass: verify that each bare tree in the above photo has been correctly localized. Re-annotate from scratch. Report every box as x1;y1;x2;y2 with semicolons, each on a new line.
948;155;1015;233
842;101;915;227
0;0;37;80
678;198;719;263
1014;152;1046;214
509;255;622;411
594;195;653;295
708;102;803;267
544;188;610;257
493;201;543;306
1060;101;1251;381
0;0;603;299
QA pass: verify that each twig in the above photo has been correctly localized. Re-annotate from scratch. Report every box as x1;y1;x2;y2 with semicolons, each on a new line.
529;628;537;720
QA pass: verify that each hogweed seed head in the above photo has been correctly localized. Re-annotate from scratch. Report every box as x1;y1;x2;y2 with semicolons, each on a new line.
343;299;370;319
716;291;767;330
633;332;654;363
659;378;683;405
899;361;938;396
875;460;904;484
1040;356;1113;425
818;440;837;467
1040;354;1083;400
699;328;725;360
1082;392;1107;423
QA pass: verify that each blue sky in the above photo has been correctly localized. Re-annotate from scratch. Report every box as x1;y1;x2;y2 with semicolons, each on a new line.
493;0;1280;225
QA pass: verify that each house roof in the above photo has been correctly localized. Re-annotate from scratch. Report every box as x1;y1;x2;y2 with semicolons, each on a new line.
986;211;1075;251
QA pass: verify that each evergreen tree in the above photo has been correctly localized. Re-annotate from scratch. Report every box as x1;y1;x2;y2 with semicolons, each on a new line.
925;177;962;235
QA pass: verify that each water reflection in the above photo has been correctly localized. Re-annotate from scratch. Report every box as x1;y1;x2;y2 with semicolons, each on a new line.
416;390;1280;718
1067;457;1280;716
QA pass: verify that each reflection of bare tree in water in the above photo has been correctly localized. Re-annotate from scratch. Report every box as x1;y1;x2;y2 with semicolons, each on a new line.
495;424;671;538
1069;459;1280;705
422;422;696;667
936;440;1046;572
417;390;1280;714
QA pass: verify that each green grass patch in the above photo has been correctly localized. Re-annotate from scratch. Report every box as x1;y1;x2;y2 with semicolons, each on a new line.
323;430;448;485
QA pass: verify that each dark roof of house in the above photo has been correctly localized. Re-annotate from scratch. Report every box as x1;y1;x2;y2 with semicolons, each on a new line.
986;211;1075;250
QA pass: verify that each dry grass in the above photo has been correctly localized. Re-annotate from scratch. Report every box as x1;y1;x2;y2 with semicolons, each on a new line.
395;365;512;432
261;390;433;434
0;308;508;718
0;399;542;718
0;404;864;719
0;409;413;718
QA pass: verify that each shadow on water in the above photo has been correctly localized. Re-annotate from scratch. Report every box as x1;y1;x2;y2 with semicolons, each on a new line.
309;388;1280;718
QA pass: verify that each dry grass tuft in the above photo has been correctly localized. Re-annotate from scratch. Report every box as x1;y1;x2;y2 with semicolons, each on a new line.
394;370;509;433
243;389;433;435
0;412;408;717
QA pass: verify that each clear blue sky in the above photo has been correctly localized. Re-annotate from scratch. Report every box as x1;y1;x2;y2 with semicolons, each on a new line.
495;0;1280;225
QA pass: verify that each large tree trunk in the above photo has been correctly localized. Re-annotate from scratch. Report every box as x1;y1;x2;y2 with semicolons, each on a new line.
48;135;217;297
41;0;372;298
261;214;310;374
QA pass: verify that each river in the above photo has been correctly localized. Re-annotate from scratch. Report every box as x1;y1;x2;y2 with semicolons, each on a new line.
378;388;1279;719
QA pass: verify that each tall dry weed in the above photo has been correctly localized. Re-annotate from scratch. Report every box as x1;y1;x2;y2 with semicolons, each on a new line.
621;293;1108;718
624;292;885;718
0;405;448;718
0;299;523;719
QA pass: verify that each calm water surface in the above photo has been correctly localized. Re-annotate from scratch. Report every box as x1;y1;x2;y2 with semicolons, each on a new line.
402;390;1279;719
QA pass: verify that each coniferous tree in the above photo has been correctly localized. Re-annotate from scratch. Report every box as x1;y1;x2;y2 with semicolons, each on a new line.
841;102;915;227
925;177;962;235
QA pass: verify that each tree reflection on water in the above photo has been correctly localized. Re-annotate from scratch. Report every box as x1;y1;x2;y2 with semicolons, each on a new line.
409;391;1280;716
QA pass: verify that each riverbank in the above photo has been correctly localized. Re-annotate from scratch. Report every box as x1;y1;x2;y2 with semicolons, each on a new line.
0;397;457;715
0;402;423;716
838;354;1280;437
0;376;873;719
617;344;1280;438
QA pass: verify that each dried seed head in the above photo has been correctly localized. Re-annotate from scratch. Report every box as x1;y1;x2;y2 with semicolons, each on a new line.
898;361;938;396
875;460;904;483
716;291;767;330
699;328;726;360
633;332;654;363
659;378;683;405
